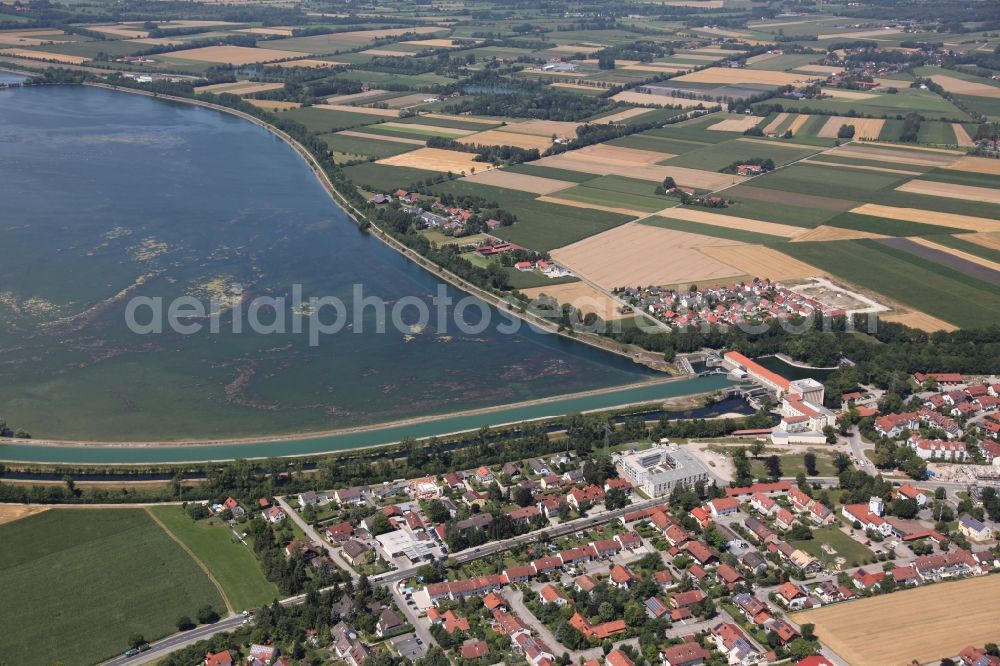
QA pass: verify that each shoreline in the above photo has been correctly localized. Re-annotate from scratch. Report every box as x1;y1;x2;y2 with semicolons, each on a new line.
2;375;714;451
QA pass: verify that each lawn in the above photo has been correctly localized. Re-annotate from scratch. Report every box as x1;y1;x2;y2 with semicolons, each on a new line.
149;505;279;612
0;509;224;666
790;526;874;568
748;450;838;479
780;239;1000;329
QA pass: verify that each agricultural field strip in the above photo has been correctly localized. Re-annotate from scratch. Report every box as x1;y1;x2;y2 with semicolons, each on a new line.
909;237;1000;273
337;129;426;146
896;180;1000;205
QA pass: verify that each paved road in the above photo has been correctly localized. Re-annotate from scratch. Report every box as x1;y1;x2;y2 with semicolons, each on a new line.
390;585;434;653
102;614;245;666
276;497;360;583
504;588;626;661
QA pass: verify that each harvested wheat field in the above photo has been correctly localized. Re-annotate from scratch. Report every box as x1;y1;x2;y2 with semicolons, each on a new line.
794;576;1000;665
816;116;885;140
502;120;580;137
700;245;822;280
850;203;1000;233
865;142;963;155
537;196;649;218
87;24;150;38
817;28;901;40
880;310;957;332
611;91;715;108
314;104;400;117
378;147;487;174
661;208;803;238
0;48;88;64
791;225;887;242
944;156;1000;175
762;112;789;134
0;505;48;526
458;129;551;150
897;180;1000;205
829;145;954;167
246;99;301;110
819;87;877;99
384;93;436;109
549;44;606;55
403;38;462;47
521;282;630;320
537;147;735;189
909;238;1000;273
707;115;765;132
553;82;603;91
463;169;575;195
551;223;745;290
621;63;687;73
422;113;500;126
273;59;344;68
797;64;844;75
929;74;1000;98
381;121;475;135
236;27;295;36
0;29;69;46
337;130;425;146
959;232;1000;252
592;107;657;124
802;159;922;176
362;48;416;57
674;67;821;86
952;124;975;147
787;114;810;135
325;89;387;104
197;81;285;96
167;45;306;65
745;52;781;65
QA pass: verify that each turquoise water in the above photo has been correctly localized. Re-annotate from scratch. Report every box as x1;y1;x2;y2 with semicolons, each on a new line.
0;374;732;463
0;85;655;441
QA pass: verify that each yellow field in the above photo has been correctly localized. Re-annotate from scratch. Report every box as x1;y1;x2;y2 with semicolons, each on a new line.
196;81;285;96
897;180;1000;205
362;48;416;57
661;208;803;238
610;91;714;108
929;74;1000;98
382;121;474;135
314;103;400;117
0;48;88;64
802;159;923;176
763;112;789;134
909;238;1000;273
502;119;580;137
537;196;649;218
337;130;425;146
674;67;821;86
0;29;69;46
535;145;736;189
0;505;48;526
384;93;437;109
745;52;781;65
864;142;963;155
403;38;462;47
700;245;823;280
521;282;630;320
166;45;306;65
790;225;887;242
378;147;487;174
881;310;958;332
787;114;810;135
816;116;885;140
798;64;844;75
235;27;295;36
707;115;765;132
817;28;901;39
944;156;1000;175
245;99;301;110
794;576;1000;666
551;223;745;290
463;169;574;195
952;123;975;147
325;89;386;104
819;87;878;99
621;63;687;73
272;58;343;68
329;26;440;43
959;232;1000;252
850;203;1000;233
592;107;656;124
422;113;501;126
458;129;552;150
87;24;150;38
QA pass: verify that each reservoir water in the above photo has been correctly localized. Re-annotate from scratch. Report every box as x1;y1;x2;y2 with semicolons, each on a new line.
0;85;665;441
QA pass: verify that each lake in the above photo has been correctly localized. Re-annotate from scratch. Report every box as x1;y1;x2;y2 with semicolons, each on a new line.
0;85;659;441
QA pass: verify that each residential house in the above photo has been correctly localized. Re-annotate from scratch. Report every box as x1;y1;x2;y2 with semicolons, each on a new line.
461;640;490;661
567;485;605;510
298;491;324;507
897;483;929;506
711;622;760;666
776;582;809;609
607;650;636;666
684;540;718;566
510;506;542;525
204;651;233;666
222;497;245;519
959;514;991;542
540;584;571;606
264;506;286;523
248;645;278;666
851;568;885;591
476;466;495;484
334;486;366;506
576;574;597;593
326;521;354;543
331;622;370;666
645;596;669;619
707;498;741;517
671;589;706;609
342;539;371;567
610;563;637;589
376;609;405;638
661;643;708;666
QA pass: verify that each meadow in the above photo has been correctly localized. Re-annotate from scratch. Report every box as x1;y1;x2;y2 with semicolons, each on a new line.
0;509;224;665
150;505;279;612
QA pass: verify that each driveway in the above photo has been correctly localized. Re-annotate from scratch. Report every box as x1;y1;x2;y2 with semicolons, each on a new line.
276;497;360;583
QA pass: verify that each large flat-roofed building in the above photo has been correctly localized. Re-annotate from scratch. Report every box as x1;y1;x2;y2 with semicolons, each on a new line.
615;443;709;497
376;529;435;562
723;351;791;395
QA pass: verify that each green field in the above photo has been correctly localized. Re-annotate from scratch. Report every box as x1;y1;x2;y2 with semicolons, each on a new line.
663;137;822;171
645;214;789;245
779;239;1000;329
554;175;674;213
919;167;1000;190
0;509;224;665
393;115;502;131
751;162;908;196
320;132;417;158
505;270;580;290
824;211;962;237
757;88;971;121
280;106;393;132
343;161;440;191
503;163;596;183
791;526;874;568
150;505;279;612
718;195;844;227
361;123;468;139
607;132;709;155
